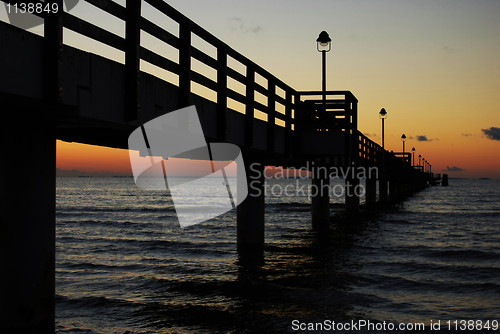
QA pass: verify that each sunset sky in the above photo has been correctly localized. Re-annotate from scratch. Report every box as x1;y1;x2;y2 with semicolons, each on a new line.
4;0;499;178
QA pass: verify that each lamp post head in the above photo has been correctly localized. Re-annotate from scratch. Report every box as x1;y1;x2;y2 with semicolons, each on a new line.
412;147;415;152
379;108;387;119
401;134;407;142
419;154;421;158
317;31;331;52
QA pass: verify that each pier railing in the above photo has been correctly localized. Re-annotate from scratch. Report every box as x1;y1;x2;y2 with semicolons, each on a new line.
357;132;385;168
3;0;296;150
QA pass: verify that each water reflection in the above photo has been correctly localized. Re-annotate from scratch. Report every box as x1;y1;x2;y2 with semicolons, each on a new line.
131;210;378;333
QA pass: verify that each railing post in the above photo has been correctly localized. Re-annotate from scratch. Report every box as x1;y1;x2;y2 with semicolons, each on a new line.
350;94;358;160
125;0;141;121
285;90;293;155
44;0;63;105
245;65;255;148
217;46;227;141
267;78;276;152
179;22;191;108
294;92;302;133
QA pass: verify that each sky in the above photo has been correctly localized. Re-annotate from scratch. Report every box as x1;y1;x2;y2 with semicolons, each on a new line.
3;0;500;178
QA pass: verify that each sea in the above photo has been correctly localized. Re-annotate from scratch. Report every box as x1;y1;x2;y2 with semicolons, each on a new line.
55;177;500;333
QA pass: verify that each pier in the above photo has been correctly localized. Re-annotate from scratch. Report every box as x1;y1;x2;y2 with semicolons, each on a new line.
0;1;438;332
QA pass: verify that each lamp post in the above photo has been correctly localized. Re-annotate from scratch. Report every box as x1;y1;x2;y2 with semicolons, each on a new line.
422;158;425;172
401;134;407;154
317;31;331;106
412;147;416;166
379;108;387;149
311;32;332;225
418;154;421;167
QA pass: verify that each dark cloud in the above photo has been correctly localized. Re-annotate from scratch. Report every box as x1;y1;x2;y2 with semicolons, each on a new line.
442;166;466;172
482;127;500;141
416;135;430;142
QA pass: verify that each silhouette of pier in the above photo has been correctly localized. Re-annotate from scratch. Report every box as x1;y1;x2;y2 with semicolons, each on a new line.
0;1;439;332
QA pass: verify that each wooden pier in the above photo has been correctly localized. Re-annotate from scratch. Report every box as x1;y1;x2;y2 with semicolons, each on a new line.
0;1;438;332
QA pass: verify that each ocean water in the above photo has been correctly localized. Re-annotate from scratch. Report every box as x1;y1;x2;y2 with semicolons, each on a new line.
55;178;500;333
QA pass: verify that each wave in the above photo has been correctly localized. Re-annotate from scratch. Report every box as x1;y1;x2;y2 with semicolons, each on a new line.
423;249;500;261
57;206;176;213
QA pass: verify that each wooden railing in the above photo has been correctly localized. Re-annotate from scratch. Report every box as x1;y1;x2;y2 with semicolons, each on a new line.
393;152;412;165
294;91;358;132
3;0;296;149
357;132;384;168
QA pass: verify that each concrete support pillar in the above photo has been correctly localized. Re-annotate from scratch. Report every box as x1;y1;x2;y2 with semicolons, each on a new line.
237;160;265;250
345;176;360;212
365;177;377;206
311;167;330;227
379;178;388;202
0;112;56;333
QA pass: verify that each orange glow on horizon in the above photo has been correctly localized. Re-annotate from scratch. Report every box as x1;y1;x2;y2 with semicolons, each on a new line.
57;138;500;179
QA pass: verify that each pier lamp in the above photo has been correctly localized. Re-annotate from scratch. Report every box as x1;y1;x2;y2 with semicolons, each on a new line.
412;147;416;166
418;154;421;166
379;108;387;149
401;134;407;153
317;31;331;105
430;164;432;175
422;158;426;172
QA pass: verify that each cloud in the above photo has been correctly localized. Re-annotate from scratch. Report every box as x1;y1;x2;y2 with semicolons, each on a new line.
462;133;473;137
482;127;500;141
416;135;430;142
443;46;455;53
442;166;466;172
230;17;263;34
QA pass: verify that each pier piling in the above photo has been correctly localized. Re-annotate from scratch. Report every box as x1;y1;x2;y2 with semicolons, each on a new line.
237;160;265;250
379;178;389;202
311;166;330;227
0;111;56;334
365;175;377;206
345;176;361;212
